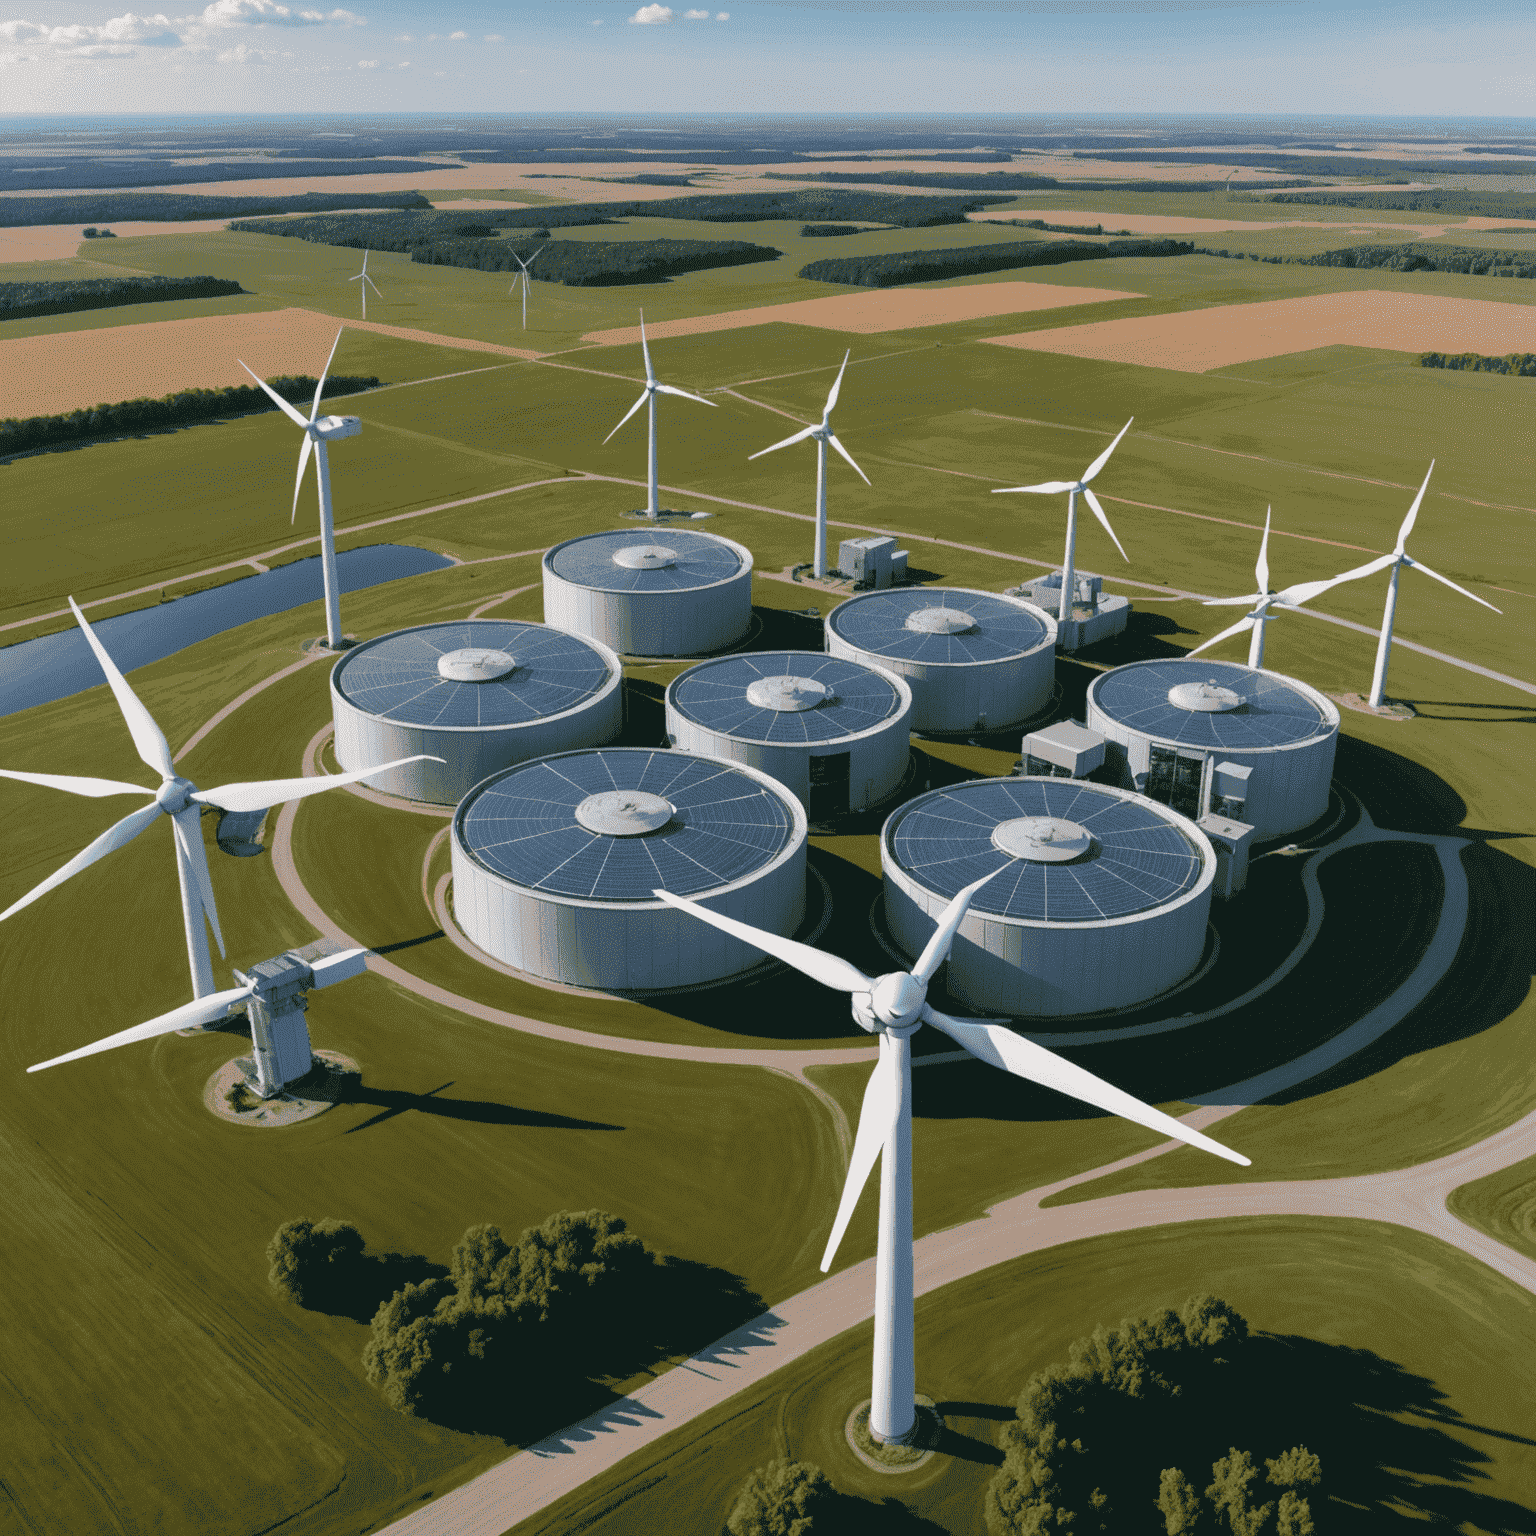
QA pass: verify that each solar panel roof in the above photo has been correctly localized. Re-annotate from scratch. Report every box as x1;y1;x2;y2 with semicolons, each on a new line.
888;778;1206;923
334;622;614;728
1092;659;1330;750
829;588;1051;665
548;530;745;593
458;749;797;901
669;651;903;745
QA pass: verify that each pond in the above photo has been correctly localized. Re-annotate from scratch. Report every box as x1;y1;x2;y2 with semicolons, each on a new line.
0;543;454;719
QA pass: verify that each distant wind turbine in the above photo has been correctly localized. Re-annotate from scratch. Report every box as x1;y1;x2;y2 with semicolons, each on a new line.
508;247;540;330
603;312;717;520
748;350;869;579
348;250;382;320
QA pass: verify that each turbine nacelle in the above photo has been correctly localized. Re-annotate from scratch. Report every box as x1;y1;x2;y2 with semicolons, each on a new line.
311;415;361;441
154;776;196;813
861;971;928;1033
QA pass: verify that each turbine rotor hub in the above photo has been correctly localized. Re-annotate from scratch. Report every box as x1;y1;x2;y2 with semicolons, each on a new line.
870;971;926;1031
155;776;195;814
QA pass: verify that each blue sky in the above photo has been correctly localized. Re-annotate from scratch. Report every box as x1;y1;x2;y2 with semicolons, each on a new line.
2;1;1533;118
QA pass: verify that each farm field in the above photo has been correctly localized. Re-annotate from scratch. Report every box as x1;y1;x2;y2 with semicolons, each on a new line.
2;153;1533;1536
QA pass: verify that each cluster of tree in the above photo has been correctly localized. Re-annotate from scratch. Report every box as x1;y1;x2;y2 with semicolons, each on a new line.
765;169;1061;192
602;173;697;186
361;1210;659;1418
1265;188;1536;220
410;235;780;285
1419;351;1536;376
1;373;379;458
490;188;1018;229
727;1459;838;1535
81;227;116;238
999;218;1134;235
801;223;869;237
986;1295;1324;1536
0;158;449;193
268;1218;367;1308
1193;243;1535;279
0;190;431;229
800;236;1194;287
0;274;244;322
229;208;525;252
1070;148;1536;177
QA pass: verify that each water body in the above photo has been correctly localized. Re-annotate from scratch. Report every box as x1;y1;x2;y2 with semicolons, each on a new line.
0;544;453;719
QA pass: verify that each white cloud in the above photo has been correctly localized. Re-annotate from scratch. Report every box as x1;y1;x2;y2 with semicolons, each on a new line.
683;7;706;16
392;29;410;38
716;9;728;17
448;28;464;38
193;0;364;28
355;54;375;64
482;31;501;40
588;16;601;23
2;11;181;55
628;4;670;23
0;20;49;41
217;38;282;59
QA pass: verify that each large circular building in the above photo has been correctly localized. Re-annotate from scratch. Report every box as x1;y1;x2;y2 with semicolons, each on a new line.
883;777;1215;1017
542;529;753;657
826;587;1056;734
664;650;912;818
451;747;806;991
330;620;622;805
1085;658;1339;838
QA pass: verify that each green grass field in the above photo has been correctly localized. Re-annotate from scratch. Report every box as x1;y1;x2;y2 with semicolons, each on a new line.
2;195;1533;1536
1449;1155;1536;1264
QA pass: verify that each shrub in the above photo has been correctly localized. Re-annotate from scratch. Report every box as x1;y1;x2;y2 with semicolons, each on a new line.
267;1218;367;1308
726;1458;837;1536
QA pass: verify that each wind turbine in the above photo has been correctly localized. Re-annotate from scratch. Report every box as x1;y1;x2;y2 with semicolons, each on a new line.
1362;462;1500;707
508;247;539;330
992;418;1133;629
603;312;716;520
1190;508;1391;669
654;875;1248;1448
0;600;437;1000
348;249;382;320
239;326;358;650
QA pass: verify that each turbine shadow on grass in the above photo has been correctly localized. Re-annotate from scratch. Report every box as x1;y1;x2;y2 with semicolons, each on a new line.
338;1078;623;1137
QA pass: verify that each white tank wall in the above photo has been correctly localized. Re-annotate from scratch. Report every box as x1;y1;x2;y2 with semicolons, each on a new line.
330;639;624;806
542;536;754;657
884;844;1212;1018
1085;669;1339;840
664;672;913;813
826;593;1057;734
450;761;808;991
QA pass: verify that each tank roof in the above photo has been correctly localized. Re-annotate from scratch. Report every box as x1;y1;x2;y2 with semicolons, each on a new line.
546;529;747;593
829;587;1051;666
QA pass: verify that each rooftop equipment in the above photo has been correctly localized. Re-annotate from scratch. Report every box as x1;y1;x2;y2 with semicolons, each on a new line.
1022;721;1106;779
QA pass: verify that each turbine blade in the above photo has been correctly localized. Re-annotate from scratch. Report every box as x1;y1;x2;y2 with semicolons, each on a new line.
1082;487;1128;562
311;326;344;423
655;383;718;408
912;869;1004;985
67;598;173;780
1080;416;1133;484
922;1006;1250;1166
171;805;224;959
0;801;162;925
1398;461;1433;553
28;980;257;1074
191;755;444;815
1186;615;1256;658
992;480;1077;495
348;272;363;283
603;390;650;445
651;889;873;993
1201;593;1264;607
1255;508;1271;594
291;432;314;526
0;769;153;800
748;423;819;459
820;1038;898;1272
824;348;851;416
1279;556;1397;608
826;433;871;487
1403;557;1503;613
524;247;541;270
365;274;383;297
238;361;309;428
639;312;655;386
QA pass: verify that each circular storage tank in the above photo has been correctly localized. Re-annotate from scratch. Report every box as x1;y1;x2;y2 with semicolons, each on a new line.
331;620;622;805
543;529;753;657
664;650;912;817
451;747;806;990
1085;658;1339;839
883;777;1215;1018
826;587;1057;734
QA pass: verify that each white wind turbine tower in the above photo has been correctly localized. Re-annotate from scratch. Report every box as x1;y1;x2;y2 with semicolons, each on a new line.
508;247;540;330
1191;508;1391;669
749;350;869;579
239;326;358;650
349;249;382;320
1361;462;1500;707
655;875;1248;1448
992;418;1134;629
0;600;436;1000
603;312;717;520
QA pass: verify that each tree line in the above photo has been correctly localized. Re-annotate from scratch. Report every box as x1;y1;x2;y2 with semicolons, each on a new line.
1419;351;1536;376
0;190;432;228
230;208;516;252
1;158;449;194
1194;243;1535;279
409;236;780;285
1;274;244;322
1265;188;1536;220
1;374;380;458
1073;148;1536;177
766;169;1061;192
800;236;1194;287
